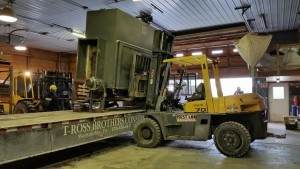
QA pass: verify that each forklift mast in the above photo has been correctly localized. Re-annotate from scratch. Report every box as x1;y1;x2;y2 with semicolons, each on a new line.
146;30;174;110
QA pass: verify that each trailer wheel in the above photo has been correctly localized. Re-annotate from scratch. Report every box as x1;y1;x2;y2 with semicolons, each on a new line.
13;103;28;114
213;121;251;158
134;118;162;148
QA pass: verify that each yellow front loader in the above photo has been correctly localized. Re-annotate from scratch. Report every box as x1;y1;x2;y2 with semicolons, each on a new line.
0;62;38;114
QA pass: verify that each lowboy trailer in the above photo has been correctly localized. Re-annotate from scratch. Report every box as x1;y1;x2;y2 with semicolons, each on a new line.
0;109;143;164
0;8;157;165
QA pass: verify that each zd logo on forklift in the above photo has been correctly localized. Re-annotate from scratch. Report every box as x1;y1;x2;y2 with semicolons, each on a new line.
176;114;197;122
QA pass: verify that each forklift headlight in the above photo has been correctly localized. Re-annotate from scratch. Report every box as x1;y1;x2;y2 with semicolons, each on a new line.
25;71;31;76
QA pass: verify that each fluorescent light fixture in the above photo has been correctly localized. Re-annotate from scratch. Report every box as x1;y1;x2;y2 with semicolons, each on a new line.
212;50;223;54
0;3;17;22
71;29;86;38
72;31;86;38
233;48;238;52
14;41;27;51
14;45;27;51
25;71;31;76
175;53;184;57
192;52;203;56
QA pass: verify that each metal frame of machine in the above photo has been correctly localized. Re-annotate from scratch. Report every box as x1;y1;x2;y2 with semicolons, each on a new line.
0;61;13;114
33;70;73;111
0;9;160;164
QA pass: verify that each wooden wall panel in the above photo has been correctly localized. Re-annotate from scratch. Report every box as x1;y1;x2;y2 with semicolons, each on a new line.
30;57;57;71
229;57;247;67
12;55;27;72
0;43;76;77
218;58;229;68
70;55;77;78
228;67;250;77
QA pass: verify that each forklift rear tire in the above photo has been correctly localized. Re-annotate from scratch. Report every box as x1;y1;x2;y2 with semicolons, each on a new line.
134;118;162;148
213;121;251;158
13;103;28;114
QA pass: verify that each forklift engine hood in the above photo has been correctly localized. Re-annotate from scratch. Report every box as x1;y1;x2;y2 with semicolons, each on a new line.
223;93;265;113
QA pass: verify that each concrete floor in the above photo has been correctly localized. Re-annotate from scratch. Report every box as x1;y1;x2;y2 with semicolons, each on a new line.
39;123;300;169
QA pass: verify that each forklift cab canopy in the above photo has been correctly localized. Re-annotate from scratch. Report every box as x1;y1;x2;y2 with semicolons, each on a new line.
163;55;212;66
163;54;223;113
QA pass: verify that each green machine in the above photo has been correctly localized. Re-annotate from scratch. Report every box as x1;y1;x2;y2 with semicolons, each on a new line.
74;9;158;112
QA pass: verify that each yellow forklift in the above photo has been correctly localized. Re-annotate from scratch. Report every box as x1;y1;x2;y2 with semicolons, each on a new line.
0;61;38;114
133;55;267;158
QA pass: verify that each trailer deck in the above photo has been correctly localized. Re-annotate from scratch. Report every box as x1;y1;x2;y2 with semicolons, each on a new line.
0;110;143;129
0;109;144;164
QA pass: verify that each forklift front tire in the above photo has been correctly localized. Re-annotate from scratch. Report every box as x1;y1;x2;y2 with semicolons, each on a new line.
134;118;162;148
213;121;251;158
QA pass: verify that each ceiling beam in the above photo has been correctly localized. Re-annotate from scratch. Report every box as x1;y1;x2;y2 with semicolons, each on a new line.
173;26;248;50
173;23;246;36
173;40;236;50
257;69;300;77
174;26;247;40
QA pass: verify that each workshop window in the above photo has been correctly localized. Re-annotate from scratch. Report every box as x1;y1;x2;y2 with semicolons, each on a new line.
273;87;284;99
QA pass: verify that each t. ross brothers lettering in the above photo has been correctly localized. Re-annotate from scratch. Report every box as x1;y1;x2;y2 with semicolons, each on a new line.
62;116;141;136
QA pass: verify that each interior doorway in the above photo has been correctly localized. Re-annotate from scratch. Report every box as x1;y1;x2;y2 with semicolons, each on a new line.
268;83;289;122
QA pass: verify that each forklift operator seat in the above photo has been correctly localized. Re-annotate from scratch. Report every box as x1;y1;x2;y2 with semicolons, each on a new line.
186;83;205;101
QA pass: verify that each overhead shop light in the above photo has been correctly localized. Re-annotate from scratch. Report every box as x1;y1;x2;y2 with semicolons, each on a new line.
52;24;86;39
0;1;17;22
175;53;184;57
8;29;28;51
24;71;31;76
192;52;203;56
70;29;86;38
14;41;27;51
212;50;223;55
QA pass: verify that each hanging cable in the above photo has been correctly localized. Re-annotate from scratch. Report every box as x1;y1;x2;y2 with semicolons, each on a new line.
61;0;90;10
233;1;253;32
